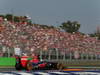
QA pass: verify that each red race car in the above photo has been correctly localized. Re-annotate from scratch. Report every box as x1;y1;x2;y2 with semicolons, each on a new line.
15;55;65;71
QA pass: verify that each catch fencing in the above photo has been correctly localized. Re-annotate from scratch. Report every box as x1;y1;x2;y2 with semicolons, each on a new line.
0;46;100;61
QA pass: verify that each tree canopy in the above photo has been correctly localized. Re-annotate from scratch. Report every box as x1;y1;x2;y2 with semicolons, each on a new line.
59;21;81;33
89;27;100;40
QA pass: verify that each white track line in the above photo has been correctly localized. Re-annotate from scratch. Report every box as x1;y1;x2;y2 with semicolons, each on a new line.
13;71;33;75
50;71;70;74
34;72;50;75
0;73;13;75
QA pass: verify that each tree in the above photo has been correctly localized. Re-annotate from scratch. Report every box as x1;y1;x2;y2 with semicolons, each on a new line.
40;24;55;29
0;15;5;19
5;14;13;22
89;33;100;40
59;21;81;33
14;16;20;22
89;27;100;40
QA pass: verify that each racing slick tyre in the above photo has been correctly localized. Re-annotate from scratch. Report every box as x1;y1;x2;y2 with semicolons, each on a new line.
15;63;22;70
26;62;33;71
15;57;22;70
57;63;65;70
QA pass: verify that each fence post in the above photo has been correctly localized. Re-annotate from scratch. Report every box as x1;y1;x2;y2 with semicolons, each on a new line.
6;47;10;57
86;54;88;60
91;54;93;60
48;50;51;60
95;54;97;60
81;54;83;60
56;48;59;61
70;52;72;61
63;52;66;61
40;50;43;61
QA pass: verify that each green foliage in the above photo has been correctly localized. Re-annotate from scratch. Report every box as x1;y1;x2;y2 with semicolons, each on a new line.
0;15;5;19
89;27;100;40
14;16;20;22
89;32;100;40
0;14;33;23
5;14;13;22
40;25;55;29
60;21;81;33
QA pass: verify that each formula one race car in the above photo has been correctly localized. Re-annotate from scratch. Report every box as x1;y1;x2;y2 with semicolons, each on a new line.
15;55;65;71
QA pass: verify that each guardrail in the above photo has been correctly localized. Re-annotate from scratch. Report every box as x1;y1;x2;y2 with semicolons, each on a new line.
0;57;16;66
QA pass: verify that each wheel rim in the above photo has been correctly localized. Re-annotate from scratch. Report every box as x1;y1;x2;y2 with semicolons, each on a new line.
27;62;33;71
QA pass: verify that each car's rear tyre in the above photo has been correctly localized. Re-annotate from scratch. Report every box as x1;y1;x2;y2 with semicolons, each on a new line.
57;63;64;70
15;63;22;70
26;62;33;71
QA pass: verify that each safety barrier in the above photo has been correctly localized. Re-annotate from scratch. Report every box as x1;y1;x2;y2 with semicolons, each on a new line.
0;57;16;66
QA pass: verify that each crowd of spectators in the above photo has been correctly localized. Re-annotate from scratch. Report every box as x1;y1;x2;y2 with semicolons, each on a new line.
0;16;100;57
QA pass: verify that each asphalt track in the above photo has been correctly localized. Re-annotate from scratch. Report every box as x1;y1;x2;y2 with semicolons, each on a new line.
0;68;100;71
0;68;83;72
0;68;92;72
0;70;100;75
0;67;100;71
0;68;100;75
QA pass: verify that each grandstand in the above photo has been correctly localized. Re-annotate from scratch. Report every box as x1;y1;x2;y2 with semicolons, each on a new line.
0;16;100;66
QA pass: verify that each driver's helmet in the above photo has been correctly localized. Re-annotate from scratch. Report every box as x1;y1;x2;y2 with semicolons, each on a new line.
22;53;27;56
32;53;35;57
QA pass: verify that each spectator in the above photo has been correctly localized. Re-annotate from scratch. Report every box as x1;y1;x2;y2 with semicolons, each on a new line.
0;18;99;56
